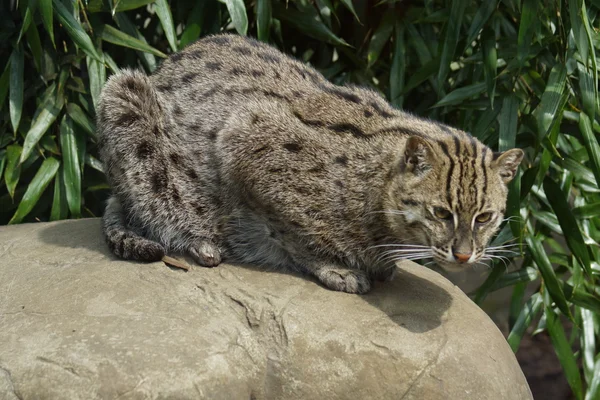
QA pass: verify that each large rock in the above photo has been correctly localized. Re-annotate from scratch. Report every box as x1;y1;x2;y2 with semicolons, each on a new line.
0;219;531;399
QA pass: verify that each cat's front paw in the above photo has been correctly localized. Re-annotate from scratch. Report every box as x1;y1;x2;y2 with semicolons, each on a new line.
189;241;222;267
315;267;371;294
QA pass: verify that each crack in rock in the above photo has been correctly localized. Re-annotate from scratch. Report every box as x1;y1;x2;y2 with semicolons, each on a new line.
0;364;22;400
399;333;449;399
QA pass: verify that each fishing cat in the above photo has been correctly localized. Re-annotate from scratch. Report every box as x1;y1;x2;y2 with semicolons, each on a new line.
97;34;523;294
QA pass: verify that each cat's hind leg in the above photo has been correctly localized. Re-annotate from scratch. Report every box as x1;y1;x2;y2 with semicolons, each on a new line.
102;196;165;261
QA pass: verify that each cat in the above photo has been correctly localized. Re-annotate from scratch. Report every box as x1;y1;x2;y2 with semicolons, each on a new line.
96;34;523;294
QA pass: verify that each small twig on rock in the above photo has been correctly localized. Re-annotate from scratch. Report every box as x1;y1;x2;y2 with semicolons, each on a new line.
162;255;190;271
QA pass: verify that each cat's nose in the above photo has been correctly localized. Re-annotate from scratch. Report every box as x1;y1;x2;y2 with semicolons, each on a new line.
453;252;471;263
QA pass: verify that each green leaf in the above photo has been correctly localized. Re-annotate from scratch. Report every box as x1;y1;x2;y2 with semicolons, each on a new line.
4;145;22;199
367;14;394;68
180;1;206;47
0;62;9;111
53;0;103;62
390;22;406;108
85;154;104;173
517;0;538;65
8;157;60;224
87;0;154;13
580;308;597;384
340;0;360;22
492;267;538;291
67;103;96;138
59;115;81;218
569;0;589;65
498;94;519;151
256;0;272;42
273;2;349;47
25;19;43;73
536;63;567;139
39;0;54;47
463;0;497;52
544;177;592;277
578;62;596;120
573;202;600;219
154;0;178;51
525;233;572;319
507;292;543;352
586;360;600;400
0;150;5;180
579;113;600;188
114;13;157;72
50;165;69;221
433;82;487;108
545;306;584;400
437;0;467;88
221;0;249;36
17;7;33;44
9;44;24;134
481;29;497;108
99;24;167;58
87;55;106;110
20;83;62;164
473;262;505;304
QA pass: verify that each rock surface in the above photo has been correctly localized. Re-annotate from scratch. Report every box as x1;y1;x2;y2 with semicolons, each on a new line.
0;219;531;399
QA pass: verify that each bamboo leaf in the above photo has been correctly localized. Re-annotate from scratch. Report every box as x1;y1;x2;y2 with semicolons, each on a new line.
573;202;600;219
390;22;406;108
180;1;206;47
273;2;349;47
87;0;154;13
586;360;600;400
525;233;572;319
580;308;597;384
8;157;60;224
20;83;62;164
154;0;178;51
39;0;54;46
53;0;103;62
114;13;157;72
222;0;249;36
4;145;23;199
492;267;538;291
50;165;69;221
545;306;584;400
579;113;600;188
67;103;96;138
9;44;24;134
60;115;81;218
536;63;567;139
437;0;467;88
339;0;360;22
433;82;487;107
464;0;497;52
25;19;43;73
507;292;543;352
498;94;519;151
367;14;394;68
87;55;106;110
517;0;538;65
0;61;9;112
99;24;167;58
482;29;497;108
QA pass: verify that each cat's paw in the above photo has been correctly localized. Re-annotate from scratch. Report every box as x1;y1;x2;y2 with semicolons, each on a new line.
106;232;165;262
189;241;222;267
315;268;371;294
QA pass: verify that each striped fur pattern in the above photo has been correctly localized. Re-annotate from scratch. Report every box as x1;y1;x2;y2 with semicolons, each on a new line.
96;34;523;293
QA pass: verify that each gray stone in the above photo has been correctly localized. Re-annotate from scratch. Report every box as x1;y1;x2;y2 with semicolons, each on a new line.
0;219;531;400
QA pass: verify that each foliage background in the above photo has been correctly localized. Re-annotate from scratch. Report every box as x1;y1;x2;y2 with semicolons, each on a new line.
1;0;600;397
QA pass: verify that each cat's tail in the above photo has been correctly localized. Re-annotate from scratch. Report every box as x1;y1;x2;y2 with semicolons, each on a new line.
103;195;165;261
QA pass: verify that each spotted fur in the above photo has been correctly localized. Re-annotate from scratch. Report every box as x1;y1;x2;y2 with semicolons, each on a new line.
97;34;523;293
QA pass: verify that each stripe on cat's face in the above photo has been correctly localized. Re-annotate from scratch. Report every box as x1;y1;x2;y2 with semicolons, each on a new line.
386;134;523;269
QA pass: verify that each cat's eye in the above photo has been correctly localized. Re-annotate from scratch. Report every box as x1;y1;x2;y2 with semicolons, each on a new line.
476;212;492;224
434;207;453;220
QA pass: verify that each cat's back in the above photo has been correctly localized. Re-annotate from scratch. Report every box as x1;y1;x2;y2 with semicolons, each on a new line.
150;34;325;97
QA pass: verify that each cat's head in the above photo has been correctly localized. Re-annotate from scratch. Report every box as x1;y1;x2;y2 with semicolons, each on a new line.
384;135;524;271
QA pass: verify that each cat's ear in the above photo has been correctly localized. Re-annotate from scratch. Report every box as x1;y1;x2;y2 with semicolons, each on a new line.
402;136;436;175
492;148;524;184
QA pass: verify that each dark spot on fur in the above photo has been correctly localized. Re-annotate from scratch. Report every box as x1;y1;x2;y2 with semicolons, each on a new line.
292;91;303;98
173;104;183;116
290;220;303;228
329;123;364;137
401;199;420;206
169;153;182;167
136;141;154;159
251;70;264;78
322;85;362;104
207;129;218;140
172;187;181;202
202;85;220;98
192;201;205;214
205;61;222;71
231;67;244;76
123;76;140;91
171;52;184;62
263;90;287;100
334;155;348;165
233;46;252;55
181;72;197;84
292;65;320;82
258;53;281;63
248;39;262;48
189;50;203;59
334;180;344;188
294;111;326;128
364;109;373;118
308;164;324;173
268;167;284;173
251;114;260;124
151;168;168;193
186;168;198;180
369;101;395;118
284;143;302;152
274;71;281;80
153;126;161;136
116;111;139;126
204;35;230;45
253;145;269;154
156;83;173;92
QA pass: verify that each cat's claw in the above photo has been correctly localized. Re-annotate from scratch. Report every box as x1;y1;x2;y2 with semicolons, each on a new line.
314;267;371;294
189;241;222;267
